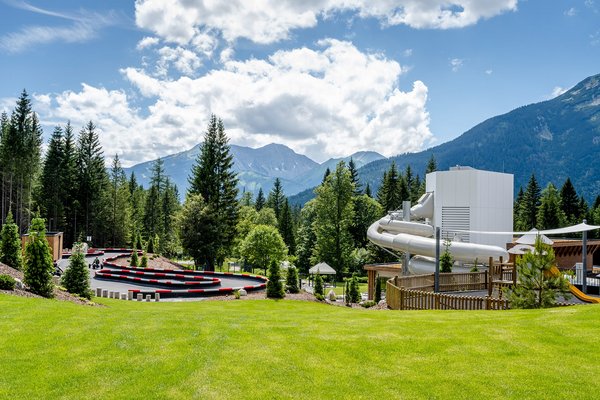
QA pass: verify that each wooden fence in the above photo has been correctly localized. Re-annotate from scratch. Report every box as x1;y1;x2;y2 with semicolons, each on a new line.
386;279;509;310
392;271;487;293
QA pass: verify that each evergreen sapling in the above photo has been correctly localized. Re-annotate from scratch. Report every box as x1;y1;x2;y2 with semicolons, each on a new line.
266;259;285;299
286;266;300;293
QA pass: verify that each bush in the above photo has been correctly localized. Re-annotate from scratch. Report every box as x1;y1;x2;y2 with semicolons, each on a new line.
146;236;154;253
286;266;300;293
140;253;148;269
0;212;23;271
349;275;361;303
315;293;325;301
23;216;54;298
314;272;324;296
361;300;376;308
374;275;382;303
0;274;16;290
345;280;351;305
234;290;241;299
266;259;285;299
130;251;139;267
61;250;92;300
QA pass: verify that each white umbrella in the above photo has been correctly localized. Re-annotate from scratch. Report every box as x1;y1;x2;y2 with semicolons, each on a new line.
508;244;535;255
515;229;554;245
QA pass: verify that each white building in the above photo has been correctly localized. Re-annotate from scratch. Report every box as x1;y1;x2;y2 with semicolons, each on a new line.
425;166;513;249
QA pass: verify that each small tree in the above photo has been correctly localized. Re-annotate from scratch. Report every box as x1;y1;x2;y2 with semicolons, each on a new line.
314;272;324;296
266;259;285;299
344;280;351;305
140;253;148;268
440;239;453;273
286;266;300;293
146;235;154;253
130;251;139;267
0;211;23;271
349;274;360;303
135;232;143;250
24;216;54;298
61;244;92;299
508;236;571;308
374;275;382;303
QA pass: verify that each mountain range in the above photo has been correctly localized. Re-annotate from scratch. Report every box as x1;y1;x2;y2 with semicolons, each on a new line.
124;143;384;198
126;72;600;206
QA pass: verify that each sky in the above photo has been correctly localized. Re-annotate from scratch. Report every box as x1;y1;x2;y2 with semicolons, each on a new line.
0;0;599;166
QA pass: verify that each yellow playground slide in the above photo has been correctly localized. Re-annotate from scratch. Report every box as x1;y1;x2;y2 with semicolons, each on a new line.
550;266;600;304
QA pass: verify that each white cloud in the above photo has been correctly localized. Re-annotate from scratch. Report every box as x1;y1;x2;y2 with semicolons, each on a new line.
134;0;518;46
485;69;493;75
403;48;413;57
155;46;202;76
450;58;464;72
136;36;159;50
564;7;577;16
41;40;433;165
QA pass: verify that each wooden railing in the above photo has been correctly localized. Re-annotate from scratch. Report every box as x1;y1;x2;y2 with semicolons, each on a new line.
392;272;487;293
386;279;508;310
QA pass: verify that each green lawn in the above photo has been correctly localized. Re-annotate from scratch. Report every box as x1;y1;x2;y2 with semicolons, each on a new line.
1;294;599;399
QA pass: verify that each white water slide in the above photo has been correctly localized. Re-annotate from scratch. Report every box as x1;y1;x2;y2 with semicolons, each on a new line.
367;192;508;273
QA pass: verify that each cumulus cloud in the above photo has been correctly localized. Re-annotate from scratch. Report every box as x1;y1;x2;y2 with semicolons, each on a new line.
39;40;432;165
134;0;518;46
136;36;159;50
450;58;464;72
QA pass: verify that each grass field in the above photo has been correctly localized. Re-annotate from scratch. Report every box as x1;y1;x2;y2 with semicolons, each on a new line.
1;294;599;399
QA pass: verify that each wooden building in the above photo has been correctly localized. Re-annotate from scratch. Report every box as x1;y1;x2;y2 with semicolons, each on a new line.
21;231;64;262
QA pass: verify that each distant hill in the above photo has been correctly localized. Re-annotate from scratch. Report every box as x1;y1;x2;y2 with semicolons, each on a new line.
124;143;384;198
358;73;600;202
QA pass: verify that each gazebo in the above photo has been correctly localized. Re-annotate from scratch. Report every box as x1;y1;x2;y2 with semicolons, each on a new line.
309;262;336;286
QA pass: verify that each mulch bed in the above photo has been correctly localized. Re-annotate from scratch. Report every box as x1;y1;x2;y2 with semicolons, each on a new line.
0;262;99;306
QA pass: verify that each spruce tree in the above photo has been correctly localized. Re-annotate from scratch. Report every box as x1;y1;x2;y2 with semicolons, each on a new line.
348;157;361;195
440;239;453;273
349;274;360;303
374;275;382;303
345;280;351;305
143;158;165;240
146;235;154;253
140;253;148;268
314;272;324;296
39;126;65;231
0;211;23;270
364;183;372;197
322;167;331;183
521;174;541;229
514;186;525;230
61;245;92;299
295;200;317;274
537;183;566;230
187;115;238;270
286;266;300;293
62;122;79;244
425;154;437;174
278;198;296;255
560;178;580;224
267;178;285;222
23;215;54;297
255;188;266;211
266;259;285;299
107;154;131;247
130;250;139;267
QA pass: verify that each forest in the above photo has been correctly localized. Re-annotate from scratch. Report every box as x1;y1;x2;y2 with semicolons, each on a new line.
3;90;600;276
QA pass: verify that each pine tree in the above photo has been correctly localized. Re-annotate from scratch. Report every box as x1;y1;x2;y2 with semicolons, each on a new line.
61;245;92;299
286;266;300;293
374;275;382;303
278;198;296;254
255;188;265;211
130;250;139;267
39;126;65;231
295;200;317;274
322;167;331;183
177;194;220;270
344;280;351;305
348;158;361;195
537;183;566;230
146;235;154;253
521;174;541;229
314;272;324;296
514;186;525;230
239;190;253;207
23;215;54;297
62;122;78;245
187;115;238;270
425;154;437;174
107;155;131;247
364;183;372;197
75;121;108;245
377;162;401;212
349;274;360;303
440;239;453;273
560;178;580;224
143;158;166;240
267;178;285;222
0;211;23;270
140;252;148;268
266;259;285;299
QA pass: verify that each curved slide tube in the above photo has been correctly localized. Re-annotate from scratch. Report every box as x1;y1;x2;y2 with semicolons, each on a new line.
550;266;600;304
368;216;508;263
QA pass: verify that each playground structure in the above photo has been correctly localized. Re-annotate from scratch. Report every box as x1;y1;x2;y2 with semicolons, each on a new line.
366;166;600;308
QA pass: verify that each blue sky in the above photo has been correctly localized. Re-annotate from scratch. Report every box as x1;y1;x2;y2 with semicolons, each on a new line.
0;0;599;166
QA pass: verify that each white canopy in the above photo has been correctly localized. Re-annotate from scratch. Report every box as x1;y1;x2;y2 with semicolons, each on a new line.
454;222;600;236
516;229;554;245
309;262;336;275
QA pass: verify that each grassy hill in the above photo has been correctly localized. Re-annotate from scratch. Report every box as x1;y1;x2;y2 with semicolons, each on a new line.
1;294;599;399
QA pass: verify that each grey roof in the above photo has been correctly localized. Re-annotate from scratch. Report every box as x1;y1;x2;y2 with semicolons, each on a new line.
309;262;336;275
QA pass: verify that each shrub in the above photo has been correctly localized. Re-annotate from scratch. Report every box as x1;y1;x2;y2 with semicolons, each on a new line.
349;275;361;303
0;274;16;290
0;211;23;271
345;280;351;305
361;300;376;308
234;290;241;299
23;216;54;298
130;251;139;267
286;266;300;293
266;259;285;299
315;293;325;301
374;275;382;303
146;236;154;254
440;239;453;273
314;272;324;296
61;249;92;300
140;253;148;269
